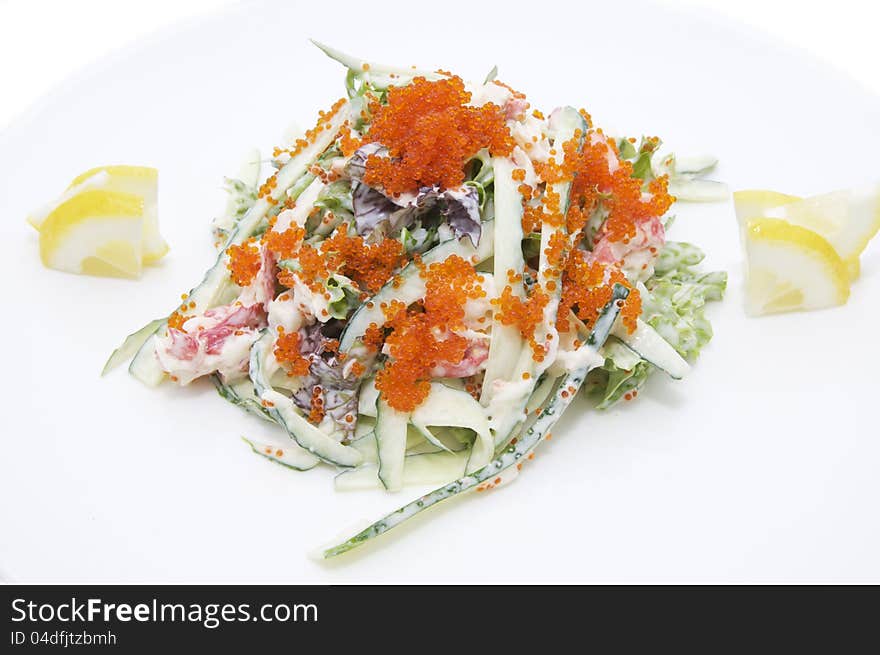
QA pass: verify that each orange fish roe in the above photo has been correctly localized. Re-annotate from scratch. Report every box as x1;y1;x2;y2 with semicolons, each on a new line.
569;134;673;244
492;79;526;100
544;231;568;270
276;230;406;296
533;133;582;186
374;255;485;411
257;174;278;200
557;250;641;334
519;134;583;233
511;168;526;182
167;310;189;331
226;238;262;287
271;97;347;164
308;386;325;424
273;329;311;377
262;225;305;259
421;254;486;330
363;76;514;196
320;229;406;294
362;322;385;353
522;200;545;235
338;125;362;158
578;108;593;126
493;285;550;362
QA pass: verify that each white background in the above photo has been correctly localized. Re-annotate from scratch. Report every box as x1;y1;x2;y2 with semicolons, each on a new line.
1;0;879;583
2;0;879;129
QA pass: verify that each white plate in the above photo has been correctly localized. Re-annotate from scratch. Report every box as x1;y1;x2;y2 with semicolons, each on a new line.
2;0;879;583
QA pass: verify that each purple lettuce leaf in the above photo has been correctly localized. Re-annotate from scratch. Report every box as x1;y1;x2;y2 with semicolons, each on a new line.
291;323;360;440
441;186;481;246
346;144;482;245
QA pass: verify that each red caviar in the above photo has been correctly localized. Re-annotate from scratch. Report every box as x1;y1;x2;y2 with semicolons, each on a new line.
167;311;189;331
493;285;550;361
363;76;514;196
269;98;347;167
362;322;385;353
308;386;325;424
263;225;305;259
276;230;406;296
273;329;311;377
569;134;673;243
320;230;406;294
374;255;485;411
226;238;262;287
557;250;641;334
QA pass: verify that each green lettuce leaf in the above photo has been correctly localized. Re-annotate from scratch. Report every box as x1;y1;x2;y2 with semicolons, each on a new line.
589;239;726;408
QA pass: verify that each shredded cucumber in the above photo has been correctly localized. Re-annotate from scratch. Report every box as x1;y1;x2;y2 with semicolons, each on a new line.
312;40;442;91
320;284;629;557
105;43;726;560
411;382;492;473
487;107;587;448
127;103;349;387
480;157;526;404
241;436;320;472
340;222;495;353
249;331;359;468
334;450;469;491
213;376;274;422
612;319;689;379
375;398;410;492
102;318;164;376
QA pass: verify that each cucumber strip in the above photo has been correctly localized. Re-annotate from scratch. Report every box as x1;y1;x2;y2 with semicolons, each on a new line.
311;40;441;90
350;431;378;464
375;398;410;492
532;107;586;361
238;148;262;189
525;374;558;414
480;157;526;404
102;318;165;375
213;375;274;422
334;450;470;492
411;382;491;473
241;436;320;472
357;377;380;417
408;426;469;454
673;154;718;178
667;179;729;203
249;331;359;468
488;108;587;446
612;318;689;379
128;103;349;386
409;424;454;454
216;148;261;238
601;337;643;372
320;285;629;558
339;223;495;353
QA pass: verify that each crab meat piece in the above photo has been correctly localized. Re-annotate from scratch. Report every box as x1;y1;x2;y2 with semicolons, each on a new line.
237;245;277;311
156;302;266;385
504;96;529;122
593;215;665;282
156;245;276;385
429;337;490;378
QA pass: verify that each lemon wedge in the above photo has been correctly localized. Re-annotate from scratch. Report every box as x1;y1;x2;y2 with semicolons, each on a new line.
732;189;801;229
744;218;849;316
39;190;145;278
29;166;167;278
734;185;880;281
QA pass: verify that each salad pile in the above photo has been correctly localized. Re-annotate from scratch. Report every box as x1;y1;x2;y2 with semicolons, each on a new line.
106;43;727;557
